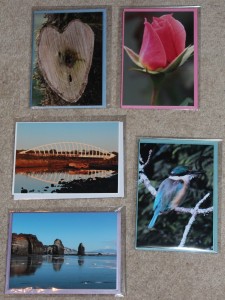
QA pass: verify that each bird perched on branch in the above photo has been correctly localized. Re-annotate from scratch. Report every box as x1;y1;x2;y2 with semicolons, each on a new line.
148;165;203;229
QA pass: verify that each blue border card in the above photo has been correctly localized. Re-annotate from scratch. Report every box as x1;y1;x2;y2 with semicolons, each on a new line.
31;9;107;108
136;138;219;253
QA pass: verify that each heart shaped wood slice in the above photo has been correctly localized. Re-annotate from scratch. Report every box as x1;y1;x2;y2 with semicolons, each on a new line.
38;20;94;103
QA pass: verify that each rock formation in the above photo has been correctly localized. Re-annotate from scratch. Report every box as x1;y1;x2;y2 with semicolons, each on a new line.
77;242;85;256
11;234;45;256
53;239;64;255
45;245;58;255
45;239;64;255
11;234;64;256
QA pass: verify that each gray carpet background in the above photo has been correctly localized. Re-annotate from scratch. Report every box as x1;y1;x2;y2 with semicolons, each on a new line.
0;0;225;299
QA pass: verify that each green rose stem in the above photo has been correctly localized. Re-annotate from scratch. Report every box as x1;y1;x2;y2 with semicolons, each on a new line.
150;73;165;106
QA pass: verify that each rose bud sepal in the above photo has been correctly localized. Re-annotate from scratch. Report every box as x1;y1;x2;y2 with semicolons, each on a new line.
124;44;194;75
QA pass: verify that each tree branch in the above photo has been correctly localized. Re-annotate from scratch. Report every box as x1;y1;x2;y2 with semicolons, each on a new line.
139;148;213;248
139;150;156;197
175;206;213;215
139;173;157;197
178;193;211;248
141;149;152;170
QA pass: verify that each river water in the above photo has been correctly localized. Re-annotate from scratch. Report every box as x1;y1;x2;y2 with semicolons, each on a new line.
14;170;115;193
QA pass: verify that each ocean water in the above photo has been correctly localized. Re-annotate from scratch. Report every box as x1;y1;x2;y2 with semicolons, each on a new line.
14;170;115;193
9;255;117;291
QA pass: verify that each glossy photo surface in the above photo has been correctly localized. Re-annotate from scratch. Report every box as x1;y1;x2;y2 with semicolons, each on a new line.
121;8;198;109
136;138;219;252
6;211;122;294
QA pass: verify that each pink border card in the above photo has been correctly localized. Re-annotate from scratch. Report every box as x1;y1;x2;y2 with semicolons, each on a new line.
121;7;199;110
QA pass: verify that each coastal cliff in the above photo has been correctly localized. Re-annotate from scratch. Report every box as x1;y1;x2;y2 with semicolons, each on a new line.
11;234;45;256
11;234;64;256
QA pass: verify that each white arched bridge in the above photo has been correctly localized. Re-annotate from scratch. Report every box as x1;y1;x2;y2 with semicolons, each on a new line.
19;142;116;160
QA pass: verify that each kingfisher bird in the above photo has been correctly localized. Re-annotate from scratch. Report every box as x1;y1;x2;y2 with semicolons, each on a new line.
148;165;203;229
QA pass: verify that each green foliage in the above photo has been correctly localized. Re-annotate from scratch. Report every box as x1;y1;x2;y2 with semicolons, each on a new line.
137;142;214;250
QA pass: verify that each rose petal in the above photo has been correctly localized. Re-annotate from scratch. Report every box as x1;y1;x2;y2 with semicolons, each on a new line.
160;14;186;57
152;17;176;63
139;19;167;71
152;15;186;64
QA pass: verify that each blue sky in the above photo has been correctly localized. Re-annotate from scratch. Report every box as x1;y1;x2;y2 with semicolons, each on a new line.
16;122;119;152
11;212;118;251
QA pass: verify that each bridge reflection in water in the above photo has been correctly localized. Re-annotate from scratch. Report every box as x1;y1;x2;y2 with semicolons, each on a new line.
17;169;115;185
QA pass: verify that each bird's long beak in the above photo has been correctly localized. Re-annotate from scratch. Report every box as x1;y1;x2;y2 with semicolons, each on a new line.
190;170;204;175
190;170;205;175
189;170;204;180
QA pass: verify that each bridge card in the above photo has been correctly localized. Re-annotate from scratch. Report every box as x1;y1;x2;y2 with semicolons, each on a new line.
136;138;219;253
5;209;124;295
12;122;124;200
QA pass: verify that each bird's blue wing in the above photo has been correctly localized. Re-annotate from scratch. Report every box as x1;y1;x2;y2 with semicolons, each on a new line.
149;179;184;228
161;180;184;211
153;189;163;211
148;207;160;228
153;179;183;213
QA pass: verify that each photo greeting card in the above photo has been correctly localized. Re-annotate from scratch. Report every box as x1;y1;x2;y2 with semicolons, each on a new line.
31;9;107;108
5;210;122;295
121;7;198;109
12;122;124;200
136;138;219;252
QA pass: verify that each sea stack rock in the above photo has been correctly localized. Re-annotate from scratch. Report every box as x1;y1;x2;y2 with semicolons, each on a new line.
77;243;85;256
54;239;64;255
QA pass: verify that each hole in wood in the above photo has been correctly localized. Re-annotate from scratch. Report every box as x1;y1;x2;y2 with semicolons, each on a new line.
68;74;72;83
64;49;76;68
58;49;77;68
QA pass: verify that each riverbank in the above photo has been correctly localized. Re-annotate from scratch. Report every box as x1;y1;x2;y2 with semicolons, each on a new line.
51;174;118;193
16;154;118;171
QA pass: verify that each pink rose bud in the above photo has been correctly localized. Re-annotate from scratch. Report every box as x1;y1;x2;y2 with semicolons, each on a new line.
139;15;186;71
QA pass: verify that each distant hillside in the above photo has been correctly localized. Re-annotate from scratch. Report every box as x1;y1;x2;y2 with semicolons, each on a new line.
88;248;117;255
64;247;77;255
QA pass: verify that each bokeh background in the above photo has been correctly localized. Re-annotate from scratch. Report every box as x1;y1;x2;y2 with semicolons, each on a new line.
123;11;194;106
137;141;215;250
